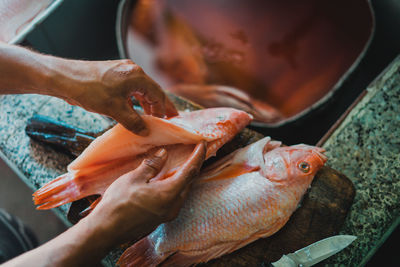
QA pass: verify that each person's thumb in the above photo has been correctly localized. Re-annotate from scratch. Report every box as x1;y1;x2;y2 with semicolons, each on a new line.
133;148;168;183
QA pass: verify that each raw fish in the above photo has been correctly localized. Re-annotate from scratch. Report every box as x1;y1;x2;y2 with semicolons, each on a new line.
118;137;327;267
33;108;252;209
169;84;283;123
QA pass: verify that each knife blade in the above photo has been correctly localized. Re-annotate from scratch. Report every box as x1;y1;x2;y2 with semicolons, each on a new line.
270;235;357;267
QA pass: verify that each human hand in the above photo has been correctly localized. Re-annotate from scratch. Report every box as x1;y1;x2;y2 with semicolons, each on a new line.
85;142;206;245
0;144;205;267
0;44;177;135
60;59;178;136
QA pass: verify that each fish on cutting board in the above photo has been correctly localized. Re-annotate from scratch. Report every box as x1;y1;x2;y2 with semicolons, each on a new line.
117;137;327;267
169;84;284;123
33;108;252;210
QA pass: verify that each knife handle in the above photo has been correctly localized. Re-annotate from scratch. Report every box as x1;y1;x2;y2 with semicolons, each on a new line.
25;114;108;157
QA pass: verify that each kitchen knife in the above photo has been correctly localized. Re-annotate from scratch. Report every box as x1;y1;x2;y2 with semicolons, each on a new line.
270;235;357;267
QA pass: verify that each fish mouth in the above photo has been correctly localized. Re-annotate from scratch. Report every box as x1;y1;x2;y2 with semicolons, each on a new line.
312;147;328;164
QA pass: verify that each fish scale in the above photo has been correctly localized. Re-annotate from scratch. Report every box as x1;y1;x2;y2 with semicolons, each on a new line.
118;138;327;267
170;175;302;254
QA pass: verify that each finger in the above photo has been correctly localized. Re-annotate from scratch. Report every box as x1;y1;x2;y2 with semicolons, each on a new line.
150;100;166;118
147;84;166;118
170;161;203;213
133;148;168;183
142;102;152;115
133;89;166;118
162;141;206;193
134;94;152;115
164;96;179;117
112;101;149;136
132;73;168;118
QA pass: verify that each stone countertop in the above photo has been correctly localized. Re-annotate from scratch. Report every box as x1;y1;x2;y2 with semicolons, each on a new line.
322;55;400;266
0;56;399;266
0;95;113;220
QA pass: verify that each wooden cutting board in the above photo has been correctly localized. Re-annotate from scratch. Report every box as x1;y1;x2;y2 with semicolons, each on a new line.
25;93;355;266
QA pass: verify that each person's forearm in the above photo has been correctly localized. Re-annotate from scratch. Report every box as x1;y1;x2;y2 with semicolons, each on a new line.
2;215;120;267
0;41;96;99
0;41;178;134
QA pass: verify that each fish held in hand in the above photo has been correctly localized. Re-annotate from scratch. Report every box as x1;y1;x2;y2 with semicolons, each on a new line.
33;108;252;210
118;137;327;267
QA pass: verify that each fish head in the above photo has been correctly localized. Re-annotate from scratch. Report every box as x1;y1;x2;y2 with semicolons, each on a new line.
261;144;327;183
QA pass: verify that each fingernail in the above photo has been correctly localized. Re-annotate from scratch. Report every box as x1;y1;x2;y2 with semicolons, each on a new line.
155;148;167;157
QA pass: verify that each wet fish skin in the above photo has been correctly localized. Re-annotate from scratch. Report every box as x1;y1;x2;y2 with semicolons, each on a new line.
118;137;327;267
33;108;252;210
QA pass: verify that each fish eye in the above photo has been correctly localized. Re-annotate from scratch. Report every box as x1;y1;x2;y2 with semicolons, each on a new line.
298;162;310;173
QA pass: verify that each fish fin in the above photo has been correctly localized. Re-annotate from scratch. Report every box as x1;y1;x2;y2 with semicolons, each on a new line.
33;173;81;210
117;237;168;267
209;137;280;167
200;163;259;182
34;156;139;209
199;136;280;182
264;140;282;152
199;152;235;178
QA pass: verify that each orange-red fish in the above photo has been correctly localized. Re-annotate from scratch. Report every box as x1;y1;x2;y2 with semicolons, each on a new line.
118;137;327;267
33;108;252;209
169;84;283;123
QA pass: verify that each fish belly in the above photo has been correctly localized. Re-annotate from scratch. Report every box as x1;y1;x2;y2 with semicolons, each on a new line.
151;172;300;258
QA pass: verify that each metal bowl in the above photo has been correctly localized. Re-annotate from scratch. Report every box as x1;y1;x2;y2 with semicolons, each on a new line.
116;0;378;144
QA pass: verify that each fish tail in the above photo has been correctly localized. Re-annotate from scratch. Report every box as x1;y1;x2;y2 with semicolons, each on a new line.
117;237;166;267
33;173;81;210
